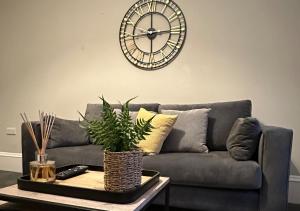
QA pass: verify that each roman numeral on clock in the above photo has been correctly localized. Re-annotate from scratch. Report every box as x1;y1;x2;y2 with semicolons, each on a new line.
126;42;137;55
171;25;185;34
147;0;157;12
168;11;182;23
136;51;144;61
167;40;179;49
168;13;177;22
126;18;135;26
160;50;168;62
134;4;144;17
149;53;155;64
161;0;170;14
122;32;134;41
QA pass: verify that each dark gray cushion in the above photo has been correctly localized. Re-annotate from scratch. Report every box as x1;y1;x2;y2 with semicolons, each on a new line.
226;117;262;161
85;103;159;121
47;144;103;167
143;151;262;190
159;100;252;150
160;109;210;153
47;117;89;149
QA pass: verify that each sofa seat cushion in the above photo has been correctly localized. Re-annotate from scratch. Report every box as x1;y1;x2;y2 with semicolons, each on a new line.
47;144;104;168
142;151;261;190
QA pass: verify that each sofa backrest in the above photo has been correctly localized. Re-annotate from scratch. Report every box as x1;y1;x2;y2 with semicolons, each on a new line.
84;103;159;121
84;100;251;151
159;100;252;151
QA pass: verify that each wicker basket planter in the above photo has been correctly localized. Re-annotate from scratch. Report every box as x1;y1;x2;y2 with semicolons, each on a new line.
104;150;143;192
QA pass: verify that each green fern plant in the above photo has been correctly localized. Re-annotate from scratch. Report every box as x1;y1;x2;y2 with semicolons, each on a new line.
79;96;154;152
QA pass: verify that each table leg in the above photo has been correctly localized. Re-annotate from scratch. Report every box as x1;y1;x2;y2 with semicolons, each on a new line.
165;184;170;211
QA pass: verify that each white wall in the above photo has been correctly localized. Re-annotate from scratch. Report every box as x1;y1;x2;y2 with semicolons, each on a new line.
0;0;300;176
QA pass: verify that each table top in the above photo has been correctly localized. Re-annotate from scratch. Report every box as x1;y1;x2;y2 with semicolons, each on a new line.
0;177;169;211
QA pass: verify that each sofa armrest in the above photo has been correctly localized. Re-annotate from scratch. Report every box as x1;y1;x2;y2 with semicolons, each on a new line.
258;125;293;211
21;122;42;175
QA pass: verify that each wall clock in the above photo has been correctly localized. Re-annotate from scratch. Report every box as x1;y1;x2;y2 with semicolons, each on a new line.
119;0;186;70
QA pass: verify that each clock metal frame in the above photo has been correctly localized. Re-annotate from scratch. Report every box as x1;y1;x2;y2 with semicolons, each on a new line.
119;0;187;70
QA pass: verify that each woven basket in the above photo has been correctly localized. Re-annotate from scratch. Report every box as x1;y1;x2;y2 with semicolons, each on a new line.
104;150;143;192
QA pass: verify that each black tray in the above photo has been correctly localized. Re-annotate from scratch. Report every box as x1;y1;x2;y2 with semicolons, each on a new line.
18;165;160;204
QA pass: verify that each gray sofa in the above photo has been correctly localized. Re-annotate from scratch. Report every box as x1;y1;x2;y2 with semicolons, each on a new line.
21;100;293;211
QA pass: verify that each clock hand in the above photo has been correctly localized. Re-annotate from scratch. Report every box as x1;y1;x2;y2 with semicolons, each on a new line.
123;32;149;38
150;27;184;35
132;33;149;37
122;29;174;39
150;39;153;59
151;10;153;29
132;31;168;37
156;30;170;34
135;27;148;33
154;30;172;35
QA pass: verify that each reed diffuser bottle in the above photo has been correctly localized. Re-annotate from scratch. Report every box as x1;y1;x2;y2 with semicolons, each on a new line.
21;112;56;183
30;153;56;183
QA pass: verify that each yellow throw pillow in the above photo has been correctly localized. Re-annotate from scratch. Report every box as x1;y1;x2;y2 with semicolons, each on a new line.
136;108;178;154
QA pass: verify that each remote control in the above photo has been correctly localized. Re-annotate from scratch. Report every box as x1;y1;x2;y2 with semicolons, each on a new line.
56;165;88;180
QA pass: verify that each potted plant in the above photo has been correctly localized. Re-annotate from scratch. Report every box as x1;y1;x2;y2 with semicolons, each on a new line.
80;96;154;192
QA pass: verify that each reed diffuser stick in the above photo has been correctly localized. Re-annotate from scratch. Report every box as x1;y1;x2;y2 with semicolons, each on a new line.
20;113;40;154
40;113;56;155
39;111;44;147
45;113;55;144
20;111;56;157
40;112;47;154
44;114;51;141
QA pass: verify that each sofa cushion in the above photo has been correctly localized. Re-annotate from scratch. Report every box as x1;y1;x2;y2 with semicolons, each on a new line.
143;151;261;190
85;103;160;121
160;109;210;153
227;117;262;161
47;145;261;190
47;145;104;168
114;109;138;123
159;100;252;150
47;117;90;149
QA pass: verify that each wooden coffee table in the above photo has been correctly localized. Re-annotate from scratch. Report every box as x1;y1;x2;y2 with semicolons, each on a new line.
0;177;170;211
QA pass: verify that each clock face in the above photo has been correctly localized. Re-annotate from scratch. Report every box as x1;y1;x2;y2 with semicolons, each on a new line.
119;0;186;70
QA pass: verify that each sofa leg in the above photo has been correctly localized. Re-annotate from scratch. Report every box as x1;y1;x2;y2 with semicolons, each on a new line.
165;184;170;211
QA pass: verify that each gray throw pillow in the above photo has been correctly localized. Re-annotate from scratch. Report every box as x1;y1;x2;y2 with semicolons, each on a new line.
114;109;138;123
226;117;261;161
160;109;211;153
47;117;90;149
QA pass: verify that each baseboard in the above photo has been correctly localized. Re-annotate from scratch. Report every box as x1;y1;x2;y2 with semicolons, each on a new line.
290;175;300;183
0;152;22;173
289;175;300;204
